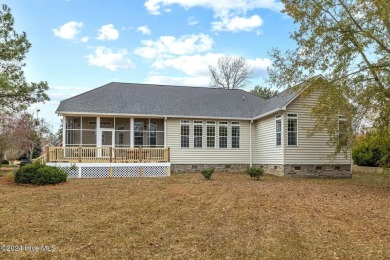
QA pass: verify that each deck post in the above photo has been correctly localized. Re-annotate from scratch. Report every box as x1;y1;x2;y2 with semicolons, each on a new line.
168;147;170;162
45;146;50;163
78;146;82;162
139;147;143;162
109;147;113;163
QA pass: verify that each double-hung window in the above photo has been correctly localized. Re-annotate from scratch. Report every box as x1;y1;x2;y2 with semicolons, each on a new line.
219;122;228;148
232;122;240;148
287;114;298;146
338;116;347;146
276;115;281;146
181;120;190;148
194;121;203;148
207;121;216;148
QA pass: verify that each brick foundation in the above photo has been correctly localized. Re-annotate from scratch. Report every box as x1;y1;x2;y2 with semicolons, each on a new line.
171;163;351;178
171;164;248;173
284;164;351;178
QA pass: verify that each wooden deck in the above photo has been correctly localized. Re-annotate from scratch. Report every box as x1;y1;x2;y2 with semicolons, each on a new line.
44;147;170;163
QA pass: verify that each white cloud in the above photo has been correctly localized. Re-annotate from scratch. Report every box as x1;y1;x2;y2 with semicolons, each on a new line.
247;57;272;76
188;16;199;26
212;15;263;32
86;46;135;71
81;37;89;43
96;24;119;41
152;53;222;76
134;33;213;59
144;0;283;15
152;53;271;77
144;75;209;87
137;25;151;35
52;21;83;40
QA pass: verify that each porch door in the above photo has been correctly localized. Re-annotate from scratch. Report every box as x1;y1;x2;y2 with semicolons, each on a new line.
100;129;114;157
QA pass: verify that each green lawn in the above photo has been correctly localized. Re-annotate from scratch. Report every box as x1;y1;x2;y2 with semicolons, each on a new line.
1;168;389;259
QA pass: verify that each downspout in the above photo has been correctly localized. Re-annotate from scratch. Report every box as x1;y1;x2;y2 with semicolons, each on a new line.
250;120;253;167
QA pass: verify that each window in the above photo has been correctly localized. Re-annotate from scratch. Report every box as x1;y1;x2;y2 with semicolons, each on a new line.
287;114;298;146
276;115;281;146
134;122;144;147
194;121;203;148
338;116;347;146
232;122;240;148
207;121;215;148
181;120;190;148
219;122;228;148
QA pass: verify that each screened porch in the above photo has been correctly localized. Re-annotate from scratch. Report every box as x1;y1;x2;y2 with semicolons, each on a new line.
64;116;166;149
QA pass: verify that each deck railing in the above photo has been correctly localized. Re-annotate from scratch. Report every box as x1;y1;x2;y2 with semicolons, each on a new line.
46;147;170;163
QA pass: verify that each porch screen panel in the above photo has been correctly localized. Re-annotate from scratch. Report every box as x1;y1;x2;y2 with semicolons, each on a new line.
134;122;144;147
100;117;114;128
148;122;157;147
82;130;96;146
65;117;81;146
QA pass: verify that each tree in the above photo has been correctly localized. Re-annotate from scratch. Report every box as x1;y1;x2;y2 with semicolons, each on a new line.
268;0;390;165
0;4;49;113
209;55;254;89
250;85;279;99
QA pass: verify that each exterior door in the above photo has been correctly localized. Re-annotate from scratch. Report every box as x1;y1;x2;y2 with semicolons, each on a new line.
100;129;114;157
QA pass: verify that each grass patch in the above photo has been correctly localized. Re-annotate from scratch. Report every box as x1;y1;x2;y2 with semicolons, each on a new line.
0;171;389;259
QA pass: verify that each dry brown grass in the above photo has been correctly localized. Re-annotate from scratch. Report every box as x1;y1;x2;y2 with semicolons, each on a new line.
1;168;390;259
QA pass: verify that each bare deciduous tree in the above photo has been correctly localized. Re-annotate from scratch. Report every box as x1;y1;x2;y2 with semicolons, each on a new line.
209;55;254;89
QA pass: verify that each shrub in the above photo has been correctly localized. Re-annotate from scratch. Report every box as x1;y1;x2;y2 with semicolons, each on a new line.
201;167;214;180
246;166;264;180
15;163;67;185
2;159;10;165
352;135;382;167
4;171;15;182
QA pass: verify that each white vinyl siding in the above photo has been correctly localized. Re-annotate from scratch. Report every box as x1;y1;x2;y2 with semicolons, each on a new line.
284;91;350;164
167;119;251;164
254;115;283;165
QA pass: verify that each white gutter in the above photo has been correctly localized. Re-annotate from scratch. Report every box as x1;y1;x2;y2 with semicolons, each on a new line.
56;111;253;121
252;108;286;121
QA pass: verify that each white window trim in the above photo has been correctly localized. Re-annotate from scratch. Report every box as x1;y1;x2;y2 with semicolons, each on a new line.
231;121;240;149
338;115;347;146
180;120;190;148
287;113;298;146
193;120;203;149
276;115;282;146
206;121;216;148
218;122;228;148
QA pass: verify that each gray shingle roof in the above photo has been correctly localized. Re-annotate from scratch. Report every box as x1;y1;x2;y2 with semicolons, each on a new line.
56;82;299;119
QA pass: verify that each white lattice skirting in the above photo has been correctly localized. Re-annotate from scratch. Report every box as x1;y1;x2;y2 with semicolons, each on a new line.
46;163;171;178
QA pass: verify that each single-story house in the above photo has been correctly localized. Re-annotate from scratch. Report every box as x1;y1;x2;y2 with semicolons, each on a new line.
47;76;351;178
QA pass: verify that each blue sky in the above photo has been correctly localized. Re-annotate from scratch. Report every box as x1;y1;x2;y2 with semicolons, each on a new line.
4;0;296;131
